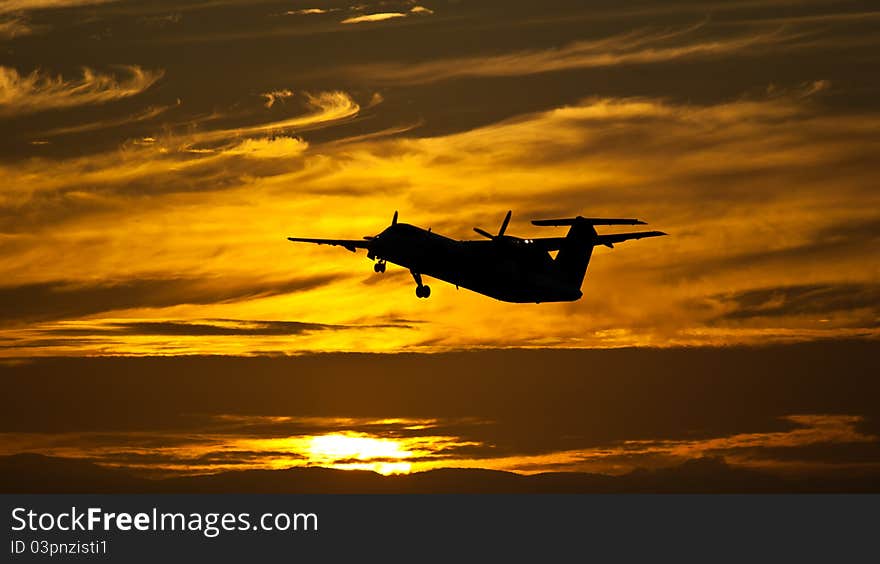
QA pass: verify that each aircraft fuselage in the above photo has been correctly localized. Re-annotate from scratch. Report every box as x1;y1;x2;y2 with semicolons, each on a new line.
369;223;581;303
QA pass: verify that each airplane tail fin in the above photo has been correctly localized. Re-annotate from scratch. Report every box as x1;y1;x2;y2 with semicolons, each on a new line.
531;216;662;288
553;220;598;288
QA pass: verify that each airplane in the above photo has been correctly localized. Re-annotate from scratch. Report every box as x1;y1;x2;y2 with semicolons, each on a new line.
287;211;666;303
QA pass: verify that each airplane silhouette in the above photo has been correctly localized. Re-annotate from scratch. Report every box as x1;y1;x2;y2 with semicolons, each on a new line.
288;211;666;302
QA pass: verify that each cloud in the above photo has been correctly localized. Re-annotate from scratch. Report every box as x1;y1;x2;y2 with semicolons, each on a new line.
222;136;309;158
285;8;336;16
1;342;877;480
48;319;341;336
0;15;31;38
0;65;163;117
182;90;359;148
260;88;293;108
710;284;880;322
575;415;880;475
37;103;175;137
0;0;116;15
341;12;407;25
0;411;873;477
0;90;359;231
345;23;805;84
0;275;339;323
38;317;414;337
138;12;181;28
0;82;878;353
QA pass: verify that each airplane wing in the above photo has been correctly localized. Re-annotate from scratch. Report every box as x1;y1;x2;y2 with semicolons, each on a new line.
287;237;370;252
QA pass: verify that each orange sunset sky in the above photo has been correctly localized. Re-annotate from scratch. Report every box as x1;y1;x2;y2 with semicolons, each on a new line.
1;1;879;487
1;0;878;357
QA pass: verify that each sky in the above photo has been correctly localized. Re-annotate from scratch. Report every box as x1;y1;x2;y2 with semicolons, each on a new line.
2;343;878;481
0;0;878;356
0;1;878;486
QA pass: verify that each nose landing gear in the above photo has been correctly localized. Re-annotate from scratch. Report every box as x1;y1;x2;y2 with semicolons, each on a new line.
373;260;386;273
411;270;431;298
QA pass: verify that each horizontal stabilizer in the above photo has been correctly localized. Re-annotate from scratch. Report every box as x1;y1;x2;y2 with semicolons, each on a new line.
526;231;666;251
594;231;667;248
532;216;646;226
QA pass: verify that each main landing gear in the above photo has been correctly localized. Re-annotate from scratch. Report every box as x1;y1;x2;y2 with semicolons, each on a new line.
373;260;386;273
411;271;431;299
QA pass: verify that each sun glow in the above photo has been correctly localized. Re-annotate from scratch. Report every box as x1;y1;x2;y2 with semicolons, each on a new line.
308;433;413;474
231;431;452;475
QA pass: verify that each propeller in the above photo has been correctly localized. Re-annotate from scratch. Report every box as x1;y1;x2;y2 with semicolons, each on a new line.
474;210;513;241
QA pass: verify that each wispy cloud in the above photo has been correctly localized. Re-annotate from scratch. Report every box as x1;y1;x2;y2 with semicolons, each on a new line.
0;275;340;323
181;90;359;148
37;103;175;137
260;88;293;108
488;414;879;475
42;317;414;336
0;91;360;232
709;283;880;323
0;412;871;476
341;12;407;25
285;8;336;16
137;12;182;29
0;0;117;15
347;23;806;84
0;15;31;38
0;65;163;116
222;136;309;158
340;4;435;25
0;78;878;353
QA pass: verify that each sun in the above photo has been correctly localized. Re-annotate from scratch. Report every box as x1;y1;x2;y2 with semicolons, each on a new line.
308;433;413;474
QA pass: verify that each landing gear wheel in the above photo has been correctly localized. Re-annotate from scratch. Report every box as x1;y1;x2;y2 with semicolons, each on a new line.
373;261;386;273
411;270;429;298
